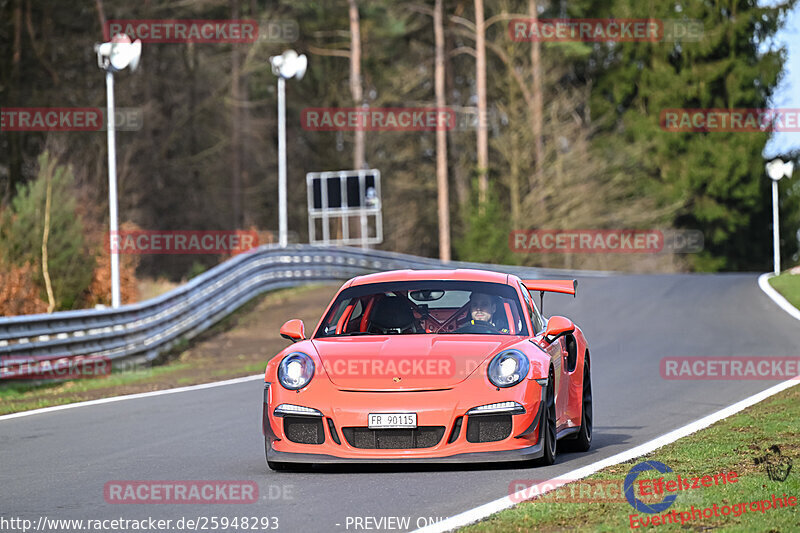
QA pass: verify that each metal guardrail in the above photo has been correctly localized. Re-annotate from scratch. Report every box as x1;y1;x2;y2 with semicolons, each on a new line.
0;245;600;372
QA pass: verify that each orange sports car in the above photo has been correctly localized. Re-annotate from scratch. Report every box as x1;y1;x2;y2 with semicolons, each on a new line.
261;269;592;469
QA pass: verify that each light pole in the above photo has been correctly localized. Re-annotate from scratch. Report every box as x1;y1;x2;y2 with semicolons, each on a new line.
95;34;141;307
766;158;795;275
269;50;307;248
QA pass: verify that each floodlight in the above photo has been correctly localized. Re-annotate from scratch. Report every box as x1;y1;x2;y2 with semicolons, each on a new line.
270;49;307;80
766;159;794;181
95;34;142;73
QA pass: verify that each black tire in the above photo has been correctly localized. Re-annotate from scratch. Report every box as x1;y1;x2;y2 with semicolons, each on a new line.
564;358;592;452
535;369;557;466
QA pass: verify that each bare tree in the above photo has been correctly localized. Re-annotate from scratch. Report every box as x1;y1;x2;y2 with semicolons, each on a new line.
529;0;543;189
231;0;243;228
475;0;488;204
41;156;56;313
349;0;365;170
434;0;450;261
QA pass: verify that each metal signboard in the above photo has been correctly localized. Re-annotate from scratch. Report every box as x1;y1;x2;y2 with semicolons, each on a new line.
306;169;382;246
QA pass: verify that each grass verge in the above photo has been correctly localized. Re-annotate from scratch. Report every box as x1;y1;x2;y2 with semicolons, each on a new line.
460;383;800;532
769;273;800;310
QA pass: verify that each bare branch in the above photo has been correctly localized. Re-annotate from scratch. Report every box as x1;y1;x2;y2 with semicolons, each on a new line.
449;14;476;32
407;3;434;17
94;0;106;31
449;46;476;58
307;44;351;58
24;0;59;85
485;12;527;29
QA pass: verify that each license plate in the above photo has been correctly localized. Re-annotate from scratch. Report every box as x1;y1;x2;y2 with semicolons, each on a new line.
368;413;417;429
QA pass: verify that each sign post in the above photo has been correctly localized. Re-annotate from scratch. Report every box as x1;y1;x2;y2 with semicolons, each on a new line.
766;159;794;275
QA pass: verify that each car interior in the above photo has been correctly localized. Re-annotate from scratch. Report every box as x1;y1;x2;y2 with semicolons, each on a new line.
329;290;522;335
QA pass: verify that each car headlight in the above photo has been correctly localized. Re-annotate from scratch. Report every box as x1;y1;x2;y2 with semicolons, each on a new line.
278;352;315;390
487;350;529;388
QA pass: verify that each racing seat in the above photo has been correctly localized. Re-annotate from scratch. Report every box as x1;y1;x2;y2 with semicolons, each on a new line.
367;295;420;334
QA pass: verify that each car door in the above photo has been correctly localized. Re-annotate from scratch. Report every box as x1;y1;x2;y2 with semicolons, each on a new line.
520;282;568;426
551;333;570;429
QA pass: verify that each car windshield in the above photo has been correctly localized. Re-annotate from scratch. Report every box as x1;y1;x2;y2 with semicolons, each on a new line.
315;280;528;337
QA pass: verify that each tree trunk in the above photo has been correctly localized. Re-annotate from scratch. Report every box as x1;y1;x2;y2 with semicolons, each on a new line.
349;0;365;170
94;0;106;34
475;0;488;204
434;0;451;261
5;0;23;204
41;156;56;313
230;0;242;228
445;10;469;213
529;0;543;190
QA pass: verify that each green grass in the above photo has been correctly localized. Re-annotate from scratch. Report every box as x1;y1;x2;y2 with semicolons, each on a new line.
0;362;193;414
460;384;800;532
769;273;800;310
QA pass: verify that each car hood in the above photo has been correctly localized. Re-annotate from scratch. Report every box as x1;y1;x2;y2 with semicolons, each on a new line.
311;334;524;390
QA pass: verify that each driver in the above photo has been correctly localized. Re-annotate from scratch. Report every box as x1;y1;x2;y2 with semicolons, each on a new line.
466;292;508;333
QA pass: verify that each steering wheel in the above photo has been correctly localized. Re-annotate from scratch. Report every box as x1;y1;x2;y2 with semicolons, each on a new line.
455;320;500;334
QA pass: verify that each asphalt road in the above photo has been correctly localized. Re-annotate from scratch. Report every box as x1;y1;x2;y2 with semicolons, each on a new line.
2;272;799;533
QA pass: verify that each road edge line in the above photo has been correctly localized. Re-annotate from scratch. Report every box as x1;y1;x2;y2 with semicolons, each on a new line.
413;377;800;532
0;374;264;422
758;272;800;321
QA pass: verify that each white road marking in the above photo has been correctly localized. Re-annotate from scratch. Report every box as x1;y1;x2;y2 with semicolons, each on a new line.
758;272;800;321
0;374;264;422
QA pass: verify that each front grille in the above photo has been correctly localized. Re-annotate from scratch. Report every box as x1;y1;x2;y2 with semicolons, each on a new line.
466;414;512;443
342;426;445;449
283;416;325;444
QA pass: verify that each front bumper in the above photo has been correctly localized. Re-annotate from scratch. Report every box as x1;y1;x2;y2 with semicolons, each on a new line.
266;441;544;464
262;376;547;464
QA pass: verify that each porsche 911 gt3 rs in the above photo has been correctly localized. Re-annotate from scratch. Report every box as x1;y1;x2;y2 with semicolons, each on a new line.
261;269;592;469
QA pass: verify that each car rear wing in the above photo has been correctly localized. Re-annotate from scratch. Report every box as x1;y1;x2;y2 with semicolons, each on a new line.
522;280;577;314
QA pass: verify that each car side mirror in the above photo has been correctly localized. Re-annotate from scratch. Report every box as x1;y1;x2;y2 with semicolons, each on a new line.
544;316;575;342
280;319;305;342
